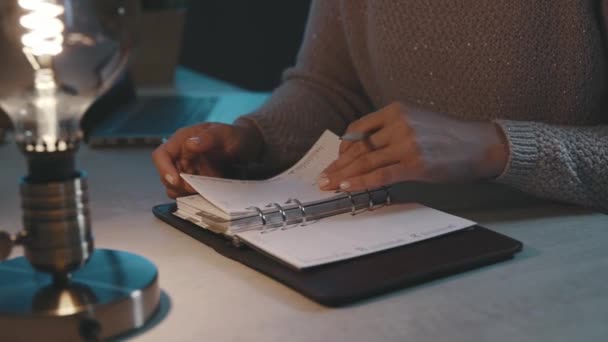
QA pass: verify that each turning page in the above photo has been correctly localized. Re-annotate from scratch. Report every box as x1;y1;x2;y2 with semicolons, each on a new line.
181;130;342;216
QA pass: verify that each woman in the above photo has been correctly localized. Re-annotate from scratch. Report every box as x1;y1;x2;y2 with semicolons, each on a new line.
153;0;608;212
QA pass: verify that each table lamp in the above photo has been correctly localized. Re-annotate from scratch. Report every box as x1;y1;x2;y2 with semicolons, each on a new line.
0;1;160;340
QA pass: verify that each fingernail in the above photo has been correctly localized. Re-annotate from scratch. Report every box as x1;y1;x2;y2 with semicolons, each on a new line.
165;174;175;185
318;177;330;188
339;181;351;190
188;137;201;144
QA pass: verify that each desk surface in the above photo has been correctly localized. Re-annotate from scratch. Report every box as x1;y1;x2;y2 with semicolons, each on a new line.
1;71;607;342
1;143;607;342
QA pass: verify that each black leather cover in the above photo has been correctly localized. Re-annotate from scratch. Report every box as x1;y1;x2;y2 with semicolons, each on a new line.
153;203;523;307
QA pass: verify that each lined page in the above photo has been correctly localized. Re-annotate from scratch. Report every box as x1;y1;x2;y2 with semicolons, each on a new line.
235;203;476;269
181;130;341;215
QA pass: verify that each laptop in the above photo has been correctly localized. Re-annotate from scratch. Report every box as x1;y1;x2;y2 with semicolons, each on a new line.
85;85;269;147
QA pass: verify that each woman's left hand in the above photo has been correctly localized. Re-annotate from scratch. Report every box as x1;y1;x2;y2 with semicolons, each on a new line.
318;102;510;191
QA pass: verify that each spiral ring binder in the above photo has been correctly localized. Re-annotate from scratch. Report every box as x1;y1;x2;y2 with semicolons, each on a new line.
286;198;307;227
247;206;267;227
345;191;371;216
266;202;288;232
223;187;394;234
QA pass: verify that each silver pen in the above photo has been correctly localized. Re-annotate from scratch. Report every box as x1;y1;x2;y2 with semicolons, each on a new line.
340;131;373;142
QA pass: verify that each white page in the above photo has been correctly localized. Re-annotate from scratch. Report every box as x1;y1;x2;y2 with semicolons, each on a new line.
181;130;341;214
177;195;228;219
235;203;476;269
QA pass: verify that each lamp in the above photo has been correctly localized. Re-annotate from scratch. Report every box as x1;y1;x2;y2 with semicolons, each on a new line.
0;1;161;340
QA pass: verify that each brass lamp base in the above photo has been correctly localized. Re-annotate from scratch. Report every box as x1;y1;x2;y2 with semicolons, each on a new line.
0;249;160;341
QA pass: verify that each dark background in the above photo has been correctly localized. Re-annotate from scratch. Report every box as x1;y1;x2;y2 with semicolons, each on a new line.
180;0;311;91
0;0;312;133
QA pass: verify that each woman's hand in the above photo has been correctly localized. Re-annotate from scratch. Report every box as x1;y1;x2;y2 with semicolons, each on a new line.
152;120;264;199
318;102;509;191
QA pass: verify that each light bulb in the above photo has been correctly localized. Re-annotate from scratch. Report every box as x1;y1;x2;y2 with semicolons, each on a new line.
0;4;162;336
19;0;65;56
0;0;135;274
0;0;133;155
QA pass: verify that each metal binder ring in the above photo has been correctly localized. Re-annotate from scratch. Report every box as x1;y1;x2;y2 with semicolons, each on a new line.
346;192;357;215
365;189;375;210
286;198;307;227
383;186;392;206
247;206;267;227
269;202;288;230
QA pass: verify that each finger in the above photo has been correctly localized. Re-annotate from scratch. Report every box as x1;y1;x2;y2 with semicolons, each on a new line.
180;124;235;172
152;124;201;186
161;176;192;199
181;134;218;160
180;156;199;175
322;141;370;177
347;109;388;133
177;179;192;194
338;105;397;154
152;143;181;188
337;136;361;157
321;145;402;190
337;163;420;192
339;127;392;156
196;156;224;178
158;173;186;193
324;128;391;175
338;140;355;155
156;154;198;195
326;141;370;174
166;187;193;199
179;135;215;171
163;173;197;194
183;180;196;194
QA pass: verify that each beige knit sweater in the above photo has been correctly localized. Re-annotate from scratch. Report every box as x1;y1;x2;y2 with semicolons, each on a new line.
244;0;608;211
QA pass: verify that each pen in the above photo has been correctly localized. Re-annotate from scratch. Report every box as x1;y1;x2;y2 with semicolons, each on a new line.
340;131;372;142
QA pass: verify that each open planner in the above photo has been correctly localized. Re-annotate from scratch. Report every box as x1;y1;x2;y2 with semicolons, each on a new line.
155;130;523;306
175;131;476;270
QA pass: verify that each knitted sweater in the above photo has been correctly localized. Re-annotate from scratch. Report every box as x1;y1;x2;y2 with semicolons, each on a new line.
243;0;608;211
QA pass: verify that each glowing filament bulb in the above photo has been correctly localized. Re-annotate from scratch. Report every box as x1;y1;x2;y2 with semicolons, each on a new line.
18;0;65;56
16;0;66;152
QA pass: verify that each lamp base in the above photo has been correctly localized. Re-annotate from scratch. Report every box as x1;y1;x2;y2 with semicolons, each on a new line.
0;249;160;341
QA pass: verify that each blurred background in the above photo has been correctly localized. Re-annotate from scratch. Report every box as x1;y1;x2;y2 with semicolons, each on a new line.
0;0;312;141
181;0;311;91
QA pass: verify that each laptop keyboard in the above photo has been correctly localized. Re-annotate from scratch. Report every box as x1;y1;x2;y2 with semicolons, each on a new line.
115;95;218;134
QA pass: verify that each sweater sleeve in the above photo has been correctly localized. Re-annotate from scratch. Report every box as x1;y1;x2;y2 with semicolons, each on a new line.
493;1;608;212
494;120;608;212
237;0;372;175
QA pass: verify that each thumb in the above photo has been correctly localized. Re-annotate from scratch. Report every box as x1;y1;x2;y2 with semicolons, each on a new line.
177;133;217;176
181;125;225;161
182;133;219;159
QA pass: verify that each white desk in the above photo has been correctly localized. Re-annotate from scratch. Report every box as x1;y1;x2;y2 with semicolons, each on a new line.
0;71;607;342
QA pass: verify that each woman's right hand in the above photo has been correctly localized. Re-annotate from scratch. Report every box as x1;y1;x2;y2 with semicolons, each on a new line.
152;120;264;199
